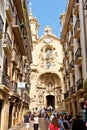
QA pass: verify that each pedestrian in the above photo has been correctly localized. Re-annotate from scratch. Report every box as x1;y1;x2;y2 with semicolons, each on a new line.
47;111;51;120
72;114;86;130
50;113;54;122
57;114;64;130
24;112;30;130
33;112;40;130
63;115;70;130
48;116;60;130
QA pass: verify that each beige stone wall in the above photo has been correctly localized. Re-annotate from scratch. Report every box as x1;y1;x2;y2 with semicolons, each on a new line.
60;0;87;116
0;0;32;130
29;20;64;111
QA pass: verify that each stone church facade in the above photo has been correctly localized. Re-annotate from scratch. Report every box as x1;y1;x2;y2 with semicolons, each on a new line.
29;10;65;112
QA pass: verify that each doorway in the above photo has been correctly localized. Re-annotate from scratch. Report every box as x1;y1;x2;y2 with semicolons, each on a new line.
8;103;13;129
46;95;55;108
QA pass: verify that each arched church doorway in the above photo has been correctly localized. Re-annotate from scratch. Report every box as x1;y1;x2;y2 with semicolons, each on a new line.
46;95;55;108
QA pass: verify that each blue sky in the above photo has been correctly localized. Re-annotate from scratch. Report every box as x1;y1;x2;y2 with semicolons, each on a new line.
28;0;66;38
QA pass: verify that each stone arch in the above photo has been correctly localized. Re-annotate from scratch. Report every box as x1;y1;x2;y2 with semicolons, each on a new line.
37;72;62;86
35;72;62;109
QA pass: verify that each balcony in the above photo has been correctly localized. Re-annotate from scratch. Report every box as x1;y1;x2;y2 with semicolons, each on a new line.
63;76;66;83
65;90;69;99
74;20;80;38
83;0;87;10
5;0;13;22
19;67;23;75
66;70;70;79
70;86;75;95
16;59;23;73
3;32;12;56
10;81;17;93
63;44;66;51
64;93;67;99
65;50;69;60
76;78;83;92
2;73;10;88
69;60;75;73
0;15;4;39
68;37;74;51
63;58;66;67
74;0;79;15
12;15;25;55
11;49;18;65
23;93;30;104
66;32;69;42
75;48;82;64
69;16;73;31
13;0;24;22
16;59;20;71
9;81;20;97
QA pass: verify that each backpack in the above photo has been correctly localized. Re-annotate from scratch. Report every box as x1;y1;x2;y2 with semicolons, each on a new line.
63;121;69;129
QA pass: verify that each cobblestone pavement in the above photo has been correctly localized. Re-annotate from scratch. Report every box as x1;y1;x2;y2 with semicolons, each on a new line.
8;122;34;130
8;118;50;130
39;118;49;130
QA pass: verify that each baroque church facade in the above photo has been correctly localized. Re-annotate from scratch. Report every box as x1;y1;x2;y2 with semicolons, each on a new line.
29;10;65;112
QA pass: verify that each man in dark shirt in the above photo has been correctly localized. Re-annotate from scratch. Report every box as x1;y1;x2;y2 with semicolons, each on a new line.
72;114;86;130
24;112;30;130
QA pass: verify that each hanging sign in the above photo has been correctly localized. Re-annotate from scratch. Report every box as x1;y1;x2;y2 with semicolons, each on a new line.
17;82;25;88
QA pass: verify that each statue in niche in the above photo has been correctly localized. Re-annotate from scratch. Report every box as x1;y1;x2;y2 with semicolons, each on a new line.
57;95;60;102
57;95;61;104
46;49;52;59
48;82;53;91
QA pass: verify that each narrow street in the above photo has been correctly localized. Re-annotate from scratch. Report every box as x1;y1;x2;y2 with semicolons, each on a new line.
1;0;87;130
8;118;50;130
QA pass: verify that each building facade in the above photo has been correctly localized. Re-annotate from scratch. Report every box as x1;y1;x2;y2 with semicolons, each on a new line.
0;0;32;130
29;10;65;112
60;0;87;116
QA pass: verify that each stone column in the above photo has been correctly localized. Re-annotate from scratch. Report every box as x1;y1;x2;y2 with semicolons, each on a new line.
72;100;76;117
18;103;23;123
1;99;9;130
12;105;16;127
77;97;81;113
44;93;47;108
55;94;58;110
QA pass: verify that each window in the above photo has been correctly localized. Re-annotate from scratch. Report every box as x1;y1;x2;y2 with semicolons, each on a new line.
5;57;8;74
83;0;87;10
0;15;4;33
46;62;51;69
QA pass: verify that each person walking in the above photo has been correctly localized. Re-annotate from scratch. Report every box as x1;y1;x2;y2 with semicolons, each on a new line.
50;113;55;122
72;114;86;130
57;114;64;130
33;113;40;130
62;115;70;130
48;116;60;130
24;112;30;130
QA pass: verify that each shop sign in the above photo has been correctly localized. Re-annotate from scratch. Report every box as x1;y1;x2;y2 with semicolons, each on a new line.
17;82;25;88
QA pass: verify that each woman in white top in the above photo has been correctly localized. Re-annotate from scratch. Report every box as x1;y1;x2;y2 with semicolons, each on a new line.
33;113;39;130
